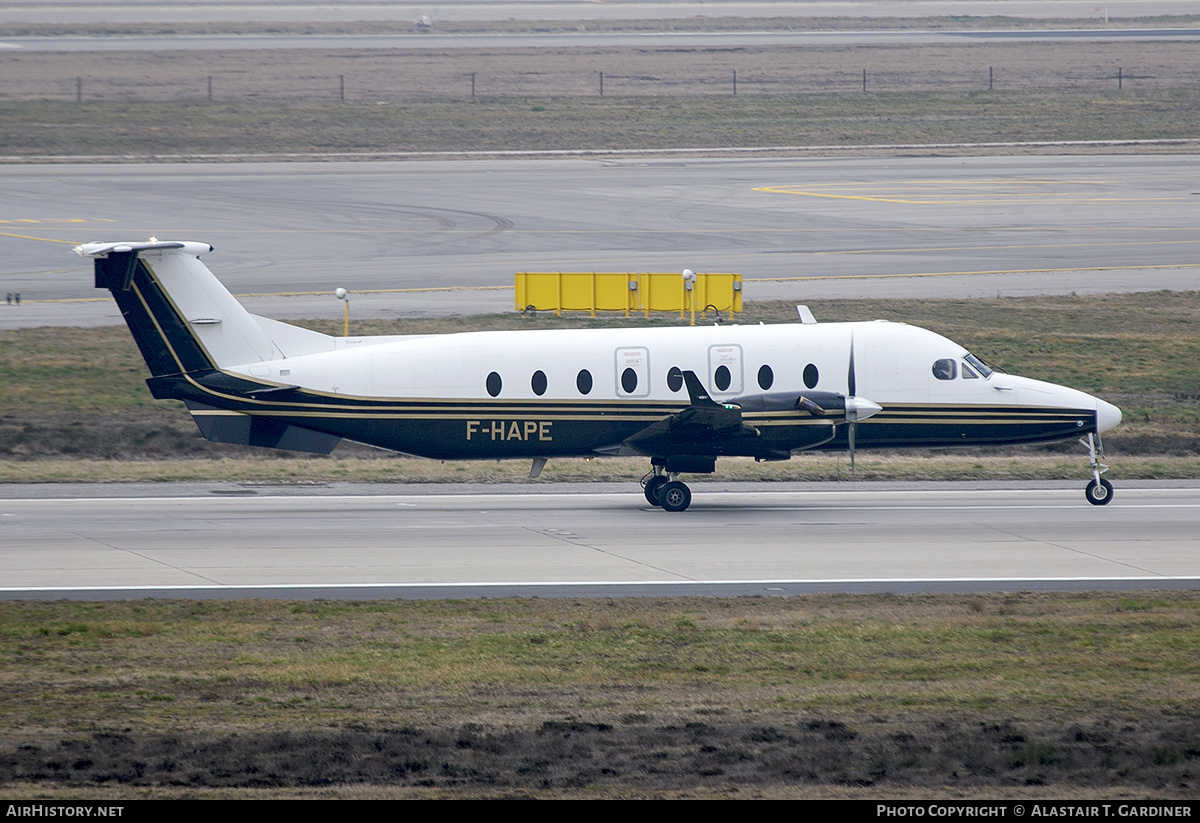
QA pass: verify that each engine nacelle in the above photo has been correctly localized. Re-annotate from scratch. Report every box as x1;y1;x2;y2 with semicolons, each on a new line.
729;391;847;415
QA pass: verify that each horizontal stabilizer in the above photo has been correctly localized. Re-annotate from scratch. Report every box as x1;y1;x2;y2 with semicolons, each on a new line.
75;240;211;258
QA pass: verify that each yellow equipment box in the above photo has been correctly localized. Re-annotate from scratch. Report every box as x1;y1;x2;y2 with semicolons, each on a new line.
514;271;742;321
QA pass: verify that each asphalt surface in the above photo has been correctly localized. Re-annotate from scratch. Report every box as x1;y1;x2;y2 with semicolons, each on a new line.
4;154;1199;328
5;0;1198;52
6;28;1200;52
2;481;1197;599
2;1;1196;26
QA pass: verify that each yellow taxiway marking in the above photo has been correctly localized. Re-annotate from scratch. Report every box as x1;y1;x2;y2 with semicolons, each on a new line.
0;231;78;244
0;219;88;224
805;239;1200;257
236;285;510;298
754;179;1188;205
746;263;1200;283
27;285;515;304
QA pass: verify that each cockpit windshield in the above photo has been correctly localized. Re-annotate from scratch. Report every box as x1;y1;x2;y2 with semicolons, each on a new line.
963;352;993;378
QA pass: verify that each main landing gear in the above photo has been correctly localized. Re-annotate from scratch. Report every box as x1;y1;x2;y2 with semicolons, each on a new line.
642;469;693;512
1083;432;1114;506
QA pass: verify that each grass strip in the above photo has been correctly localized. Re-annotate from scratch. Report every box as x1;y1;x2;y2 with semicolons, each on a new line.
1;593;1198;796
5;90;1200;159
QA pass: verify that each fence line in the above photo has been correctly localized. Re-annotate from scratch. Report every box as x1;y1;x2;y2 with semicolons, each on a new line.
5;67;1195;104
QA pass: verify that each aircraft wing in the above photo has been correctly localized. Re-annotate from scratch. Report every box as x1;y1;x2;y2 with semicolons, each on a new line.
621;371;760;456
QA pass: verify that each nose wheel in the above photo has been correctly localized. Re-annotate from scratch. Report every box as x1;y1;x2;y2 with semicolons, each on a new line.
1082;432;1114;506
1085;478;1114;506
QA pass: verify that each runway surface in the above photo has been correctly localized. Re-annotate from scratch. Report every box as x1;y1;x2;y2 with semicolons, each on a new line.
4;154;1199;328
4;1;1197;51
8;28;1200;52
2;481;1198;600
3;2;1195;26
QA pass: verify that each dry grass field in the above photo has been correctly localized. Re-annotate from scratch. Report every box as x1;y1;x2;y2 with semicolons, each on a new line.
3;594;1200;798
5;40;1199;102
2;40;1199;158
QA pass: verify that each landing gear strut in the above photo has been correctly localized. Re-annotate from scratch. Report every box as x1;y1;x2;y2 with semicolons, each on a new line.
641;468;692;511
1083;432;1114;506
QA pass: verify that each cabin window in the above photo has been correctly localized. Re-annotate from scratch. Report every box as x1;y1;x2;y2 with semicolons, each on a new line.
486;371;503;396
961;363;980;379
667;366;683;392
932;359;957;380
615;346;650;397
621;368;638;394
803;363;819;389
531;370;548;395
714;365;731;391
757;364;774;390
576;369;593;395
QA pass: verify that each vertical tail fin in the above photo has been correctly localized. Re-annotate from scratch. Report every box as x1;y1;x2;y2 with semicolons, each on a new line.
78;240;277;375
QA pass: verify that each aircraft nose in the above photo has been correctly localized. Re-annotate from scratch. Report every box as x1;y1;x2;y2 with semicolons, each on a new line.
1096;398;1122;433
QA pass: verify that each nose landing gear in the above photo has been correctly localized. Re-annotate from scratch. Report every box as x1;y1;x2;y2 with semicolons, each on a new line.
1083;432;1114;506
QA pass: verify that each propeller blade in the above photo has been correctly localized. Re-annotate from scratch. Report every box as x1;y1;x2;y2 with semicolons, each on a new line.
847;330;857;476
847;330;856;399
848;418;857;476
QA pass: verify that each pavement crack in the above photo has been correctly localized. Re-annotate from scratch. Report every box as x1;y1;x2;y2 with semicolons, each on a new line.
74;533;226;586
986;526;1166;576
522;526;695;580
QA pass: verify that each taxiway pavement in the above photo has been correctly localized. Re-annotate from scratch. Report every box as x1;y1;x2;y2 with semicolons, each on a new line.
3;154;1199;328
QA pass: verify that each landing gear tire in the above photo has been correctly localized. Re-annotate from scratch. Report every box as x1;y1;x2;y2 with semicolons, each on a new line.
660;480;692;512
644;475;668;507
1085;478;1114;506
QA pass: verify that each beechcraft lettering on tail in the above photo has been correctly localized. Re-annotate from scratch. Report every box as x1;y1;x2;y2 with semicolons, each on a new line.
76;240;1121;512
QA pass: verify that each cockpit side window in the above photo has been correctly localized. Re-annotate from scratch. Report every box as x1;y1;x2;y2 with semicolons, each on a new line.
961;363;979;379
932;358;957;380
964;352;993;378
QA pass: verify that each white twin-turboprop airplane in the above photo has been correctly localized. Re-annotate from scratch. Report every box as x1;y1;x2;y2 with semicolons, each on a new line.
76;239;1122;512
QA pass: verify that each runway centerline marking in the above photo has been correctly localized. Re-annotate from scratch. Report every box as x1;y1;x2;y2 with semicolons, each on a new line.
754;179;1187;205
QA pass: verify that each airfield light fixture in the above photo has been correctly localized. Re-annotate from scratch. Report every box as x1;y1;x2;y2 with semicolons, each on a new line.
682;269;697;326
335;287;350;336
